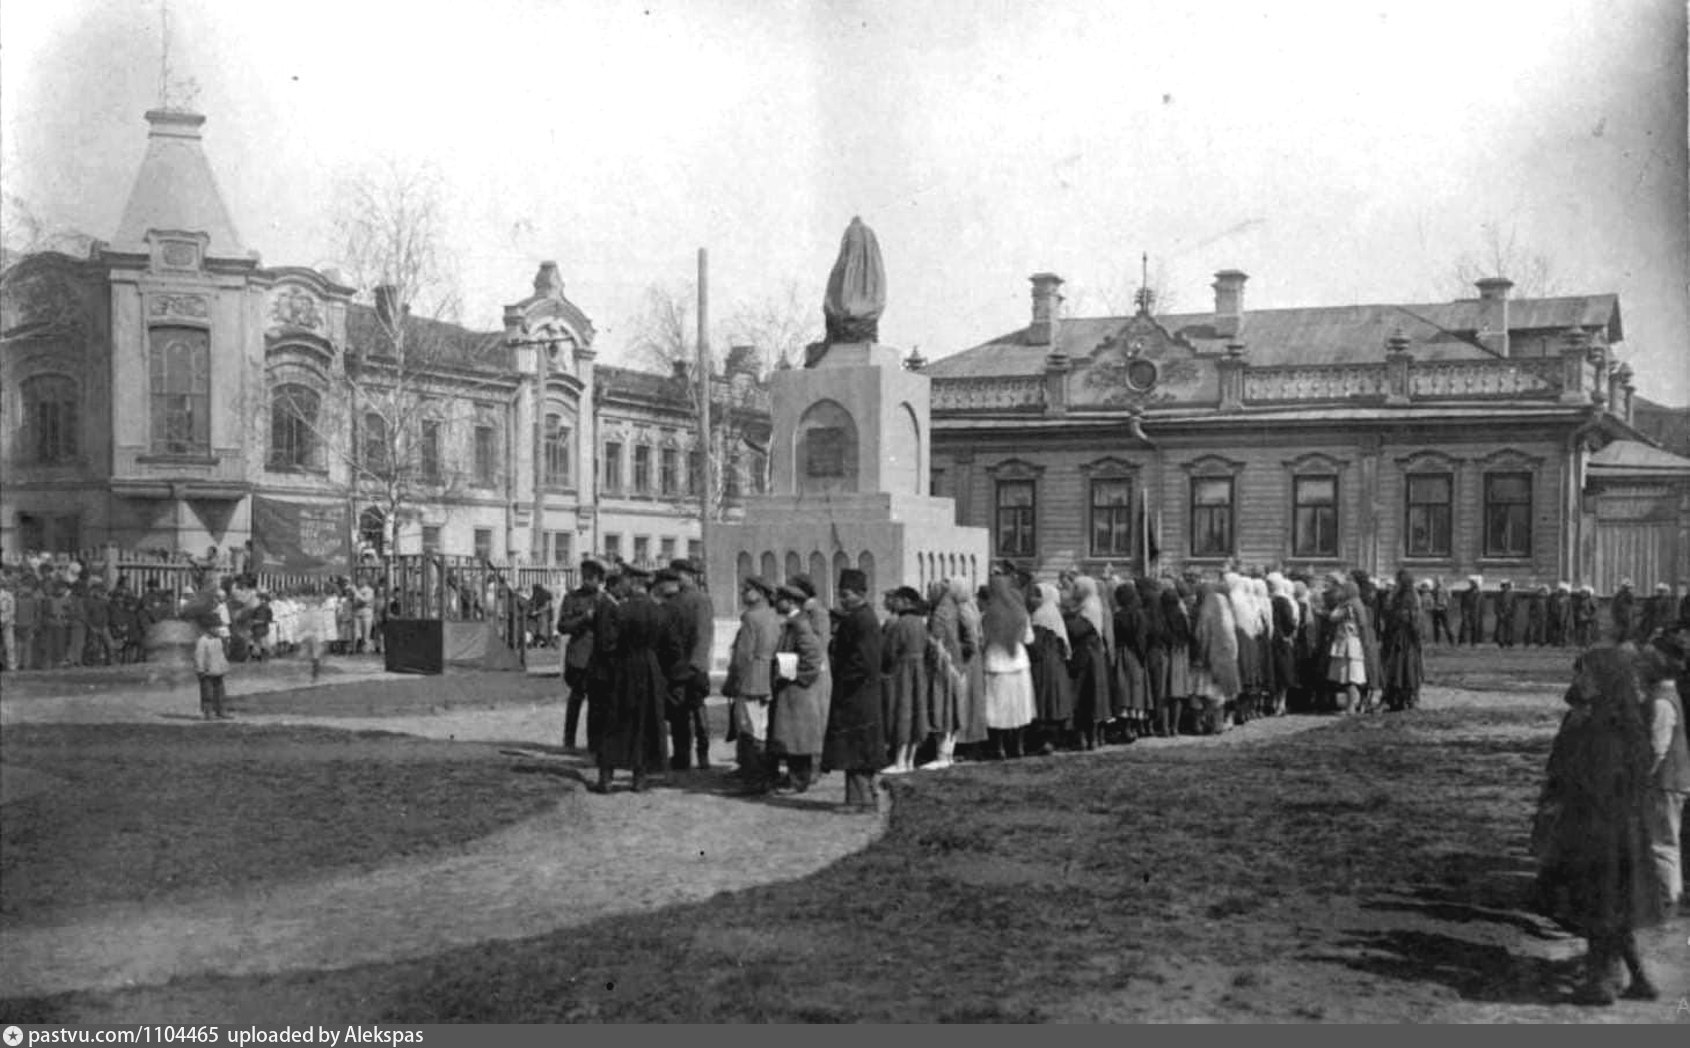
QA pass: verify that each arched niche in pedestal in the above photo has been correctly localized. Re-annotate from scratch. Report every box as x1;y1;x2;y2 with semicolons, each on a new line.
794;399;859;495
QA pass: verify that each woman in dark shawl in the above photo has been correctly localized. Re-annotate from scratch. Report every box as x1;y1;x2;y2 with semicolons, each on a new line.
1159;580;1192;737
1267;573;1300;716
1027;582;1074;753
1536;646;1665;1004
924;579;964;766
1110;581;1152;742
880;586;930;775
1134;578;1170;736
1064;577;1116;749
1380;568;1425;712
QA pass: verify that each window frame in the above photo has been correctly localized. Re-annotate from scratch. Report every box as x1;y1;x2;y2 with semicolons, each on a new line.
603;441;624;495
659;446;678;496
1404;471;1454;559
1189;476;1236;558
148;326;211;457
21;373;80;465
995;478;1038;559
1291;474;1339;559
473;424;498;487
1088;476;1134;558
359;412;391;475
420;419;443;483
1482;470;1533;559
633;444;653;495
542;413;571;488
472;527;494;562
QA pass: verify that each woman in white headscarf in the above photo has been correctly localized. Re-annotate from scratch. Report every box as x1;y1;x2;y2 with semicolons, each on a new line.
1227;572;1263;723
1064;576;1115;749
1028;582;1074;753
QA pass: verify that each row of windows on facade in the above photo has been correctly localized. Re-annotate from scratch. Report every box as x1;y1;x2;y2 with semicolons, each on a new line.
404;525;703;569
989;472;1534;562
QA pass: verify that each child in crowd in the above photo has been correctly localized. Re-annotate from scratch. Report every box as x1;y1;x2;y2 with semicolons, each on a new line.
194;615;232;721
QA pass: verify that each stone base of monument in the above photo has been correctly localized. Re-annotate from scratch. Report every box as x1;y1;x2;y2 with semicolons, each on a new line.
707;340;989;606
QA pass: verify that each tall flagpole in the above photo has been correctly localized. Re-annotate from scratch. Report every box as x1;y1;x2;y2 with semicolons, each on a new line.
697;249;712;572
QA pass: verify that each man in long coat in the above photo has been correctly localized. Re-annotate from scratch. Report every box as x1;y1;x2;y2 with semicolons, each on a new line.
1611;579;1636;643
591;567;674;793
666;558;716;770
723;575;783;792
768;582;828;792
822;569;885;811
556;558;609;753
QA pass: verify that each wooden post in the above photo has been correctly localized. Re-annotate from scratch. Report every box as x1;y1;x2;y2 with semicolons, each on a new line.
697;248;713;573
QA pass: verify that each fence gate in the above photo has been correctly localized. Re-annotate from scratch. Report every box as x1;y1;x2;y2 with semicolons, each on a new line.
1591;486;1682;594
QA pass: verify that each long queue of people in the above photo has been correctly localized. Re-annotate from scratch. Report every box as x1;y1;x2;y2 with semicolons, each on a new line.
558;558;1518;807
1431;575;1688;649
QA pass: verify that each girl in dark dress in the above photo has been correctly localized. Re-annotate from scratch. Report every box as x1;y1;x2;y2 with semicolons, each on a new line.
1159;581;1192;738
1134;578;1170;737
1064;579;1115;749
1112;581;1153;737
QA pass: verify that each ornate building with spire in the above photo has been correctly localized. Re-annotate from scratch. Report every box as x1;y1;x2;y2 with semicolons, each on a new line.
920;269;1690;594
0;108;768;572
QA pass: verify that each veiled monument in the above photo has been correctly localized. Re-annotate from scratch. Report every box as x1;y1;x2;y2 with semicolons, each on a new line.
707;218;990;606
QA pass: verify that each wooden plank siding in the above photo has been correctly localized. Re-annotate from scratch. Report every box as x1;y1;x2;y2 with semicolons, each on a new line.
938;429;1570;585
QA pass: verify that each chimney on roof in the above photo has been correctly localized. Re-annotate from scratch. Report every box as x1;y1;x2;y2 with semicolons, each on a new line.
375;284;402;329
1475;277;1513;357
1212;270;1247;338
1028;272;1064;346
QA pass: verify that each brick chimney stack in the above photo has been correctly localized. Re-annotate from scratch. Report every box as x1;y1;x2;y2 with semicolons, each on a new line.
1212;270;1248;338
1475;277;1513;357
1028;272;1065;346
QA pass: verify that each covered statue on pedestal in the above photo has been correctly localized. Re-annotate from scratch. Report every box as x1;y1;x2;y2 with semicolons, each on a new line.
805;216;886;367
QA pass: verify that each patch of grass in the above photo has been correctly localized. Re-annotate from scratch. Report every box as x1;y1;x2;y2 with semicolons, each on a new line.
0;723;562;920
10;702;1576;1023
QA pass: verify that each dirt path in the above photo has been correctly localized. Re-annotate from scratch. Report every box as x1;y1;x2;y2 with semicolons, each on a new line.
1;697;1339;1001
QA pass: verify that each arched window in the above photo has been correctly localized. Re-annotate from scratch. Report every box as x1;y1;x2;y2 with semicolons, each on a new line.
360;412;391;473
543;413;571;487
20;375;79;464
149;327;210;456
269;384;320;470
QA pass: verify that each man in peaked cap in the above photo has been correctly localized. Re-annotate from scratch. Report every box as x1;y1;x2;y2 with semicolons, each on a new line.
666;558;716;771
821;567;884;811
557;557;612;754
723;574;783;792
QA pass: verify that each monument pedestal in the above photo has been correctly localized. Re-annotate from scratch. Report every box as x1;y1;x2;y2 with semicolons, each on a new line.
707;342;989;605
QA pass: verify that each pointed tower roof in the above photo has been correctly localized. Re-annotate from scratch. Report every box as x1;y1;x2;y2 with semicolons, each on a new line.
112;109;246;259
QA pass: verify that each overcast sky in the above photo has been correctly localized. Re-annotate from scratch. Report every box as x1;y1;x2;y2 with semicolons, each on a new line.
4;0;1687;404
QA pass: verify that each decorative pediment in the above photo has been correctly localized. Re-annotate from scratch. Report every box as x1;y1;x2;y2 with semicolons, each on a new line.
1395;449;1464;473
148;292;210;325
268;285;325;333
985;457;1045;479
1283;451;1350;474
1475;447;1544;472
1079;455;1141;477
1181;453;1245;476
1072;312;1203;408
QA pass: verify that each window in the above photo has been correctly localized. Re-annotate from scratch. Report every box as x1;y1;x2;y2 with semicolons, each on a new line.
603;441;623;494
421;420;442;482
360;413;390;473
930;468;946;497
1292;476;1339;558
995;479;1036;558
422;525;442;554
633;444;652;494
474;425;497;485
724;451;742;499
267;385;317;470
473;527;494;562
359;507;386;556
688;539;703;562
660;447;678;495
18;513;80;553
1484;472;1532;558
1190;477;1235;557
633;535;650;565
687;449;703;496
603;533;622;561
660;536;676;562
1405;473;1453;558
549;530;572;566
750;448;768;494
543;414;570;487
149;327;210;455
21;375;78;464
1090;478;1133;557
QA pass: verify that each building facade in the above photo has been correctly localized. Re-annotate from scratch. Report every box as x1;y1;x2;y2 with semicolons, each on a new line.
0;108;765;570
923;271;1690;593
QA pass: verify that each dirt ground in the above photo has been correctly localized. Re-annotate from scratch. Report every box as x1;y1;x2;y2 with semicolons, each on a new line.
1;649;1686;1023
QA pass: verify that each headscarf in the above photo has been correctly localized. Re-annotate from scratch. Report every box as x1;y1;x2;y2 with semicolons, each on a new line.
1227;572;1260;640
981;574;1030;654
1250;576;1272;634
1160;580;1191;649
1113;582;1145;659
927;579;961;662
1192;581;1241;697
1031;582;1071;659
1070;576;1108;642
1135;577;1168;650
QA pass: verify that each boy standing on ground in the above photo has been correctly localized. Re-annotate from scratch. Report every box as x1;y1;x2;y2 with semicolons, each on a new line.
195;617;232;721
